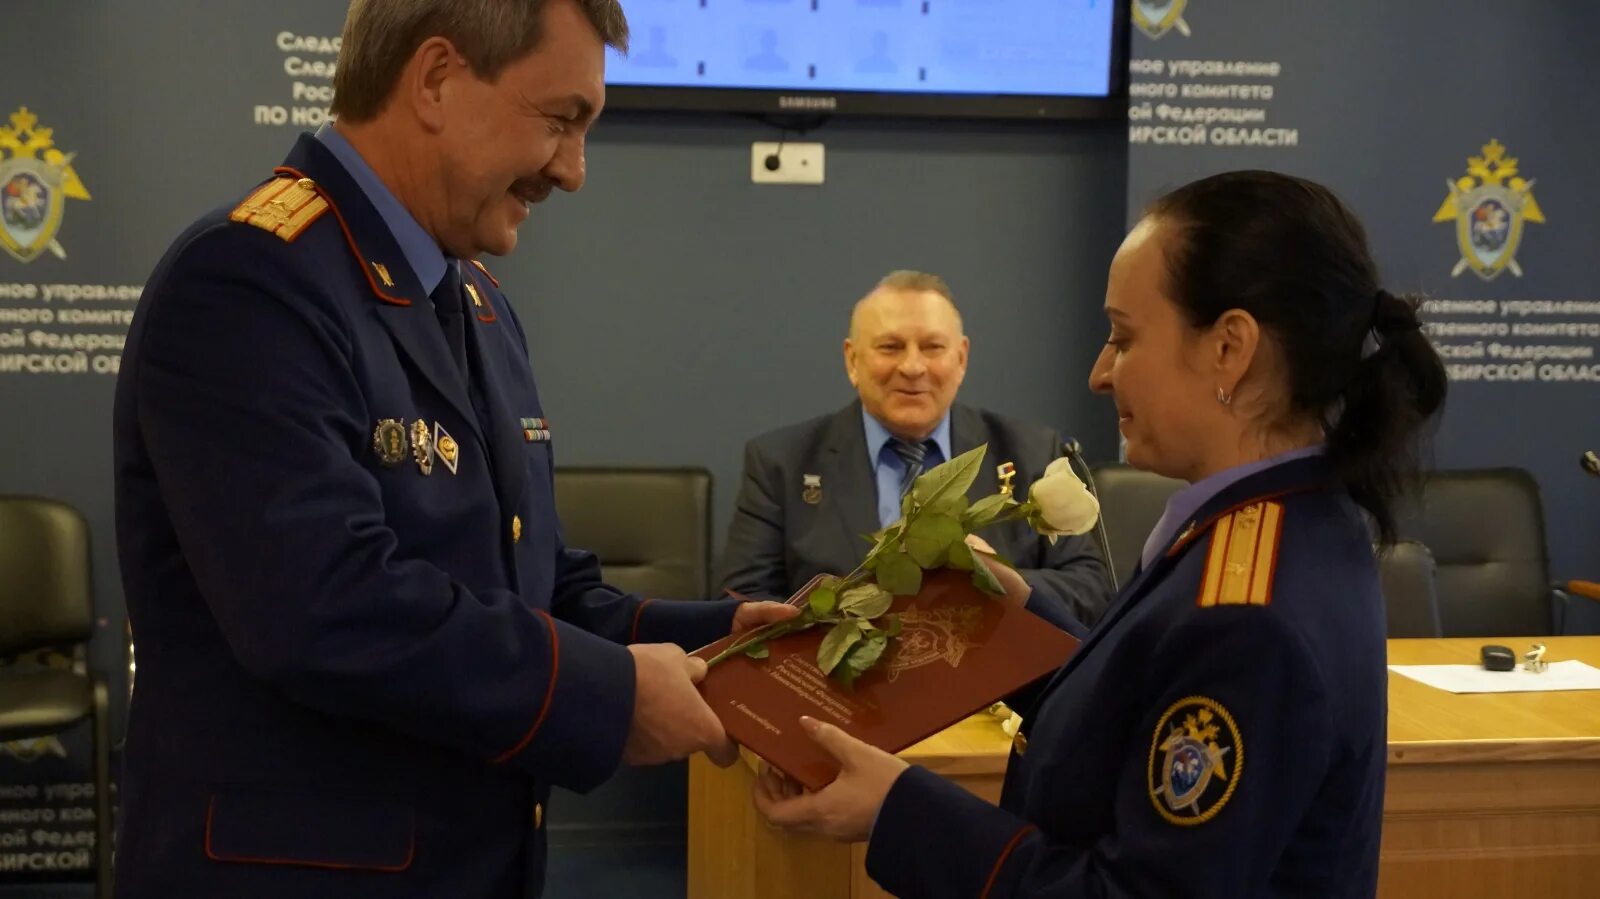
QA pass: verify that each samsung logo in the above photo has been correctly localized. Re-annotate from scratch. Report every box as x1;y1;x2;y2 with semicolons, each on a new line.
778;95;838;111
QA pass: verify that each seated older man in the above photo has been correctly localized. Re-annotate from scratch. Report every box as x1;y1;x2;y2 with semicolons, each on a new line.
717;270;1113;631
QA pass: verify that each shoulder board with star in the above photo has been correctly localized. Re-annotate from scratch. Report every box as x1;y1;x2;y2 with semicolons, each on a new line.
229;175;328;243
1194;500;1285;609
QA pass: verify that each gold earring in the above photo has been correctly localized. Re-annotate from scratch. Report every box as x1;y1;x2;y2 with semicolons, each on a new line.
1216;386;1232;406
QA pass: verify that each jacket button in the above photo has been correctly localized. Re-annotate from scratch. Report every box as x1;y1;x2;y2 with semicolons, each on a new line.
512;515;522;543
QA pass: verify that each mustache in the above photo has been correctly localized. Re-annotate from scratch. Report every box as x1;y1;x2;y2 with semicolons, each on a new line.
511;178;554;204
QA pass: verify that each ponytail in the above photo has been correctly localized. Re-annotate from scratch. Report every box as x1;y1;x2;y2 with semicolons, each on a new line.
1325;291;1448;545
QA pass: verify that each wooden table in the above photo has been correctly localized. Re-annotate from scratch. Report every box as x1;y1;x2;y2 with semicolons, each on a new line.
687;712;1011;899
1380;636;1600;898
687;637;1600;898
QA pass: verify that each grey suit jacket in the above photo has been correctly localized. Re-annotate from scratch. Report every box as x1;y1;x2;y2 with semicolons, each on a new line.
717;402;1114;631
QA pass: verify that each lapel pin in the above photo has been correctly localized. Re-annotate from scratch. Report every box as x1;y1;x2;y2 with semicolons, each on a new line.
372;261;395;288
997;462;1017;497
466;277;496;322
802;473;823;505
410;420;434;475
373;419;407;466
434;422;460;475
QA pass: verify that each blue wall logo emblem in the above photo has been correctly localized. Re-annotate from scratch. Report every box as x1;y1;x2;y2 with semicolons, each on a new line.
1133;0;1191;39
1;107;92;264
1433;139;1544;281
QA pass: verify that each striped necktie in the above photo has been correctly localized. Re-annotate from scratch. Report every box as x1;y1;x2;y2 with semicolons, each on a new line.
890;439;931;498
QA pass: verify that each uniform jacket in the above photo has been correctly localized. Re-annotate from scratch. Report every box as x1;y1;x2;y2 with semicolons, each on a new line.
111;134;739;898
866;455;1388;898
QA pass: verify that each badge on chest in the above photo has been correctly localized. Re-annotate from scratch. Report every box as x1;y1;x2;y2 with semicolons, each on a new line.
372;418;462;476
520;417;551;443
802;473;822;504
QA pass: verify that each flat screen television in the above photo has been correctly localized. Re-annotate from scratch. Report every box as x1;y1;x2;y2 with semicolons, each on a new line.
605;0;1127;120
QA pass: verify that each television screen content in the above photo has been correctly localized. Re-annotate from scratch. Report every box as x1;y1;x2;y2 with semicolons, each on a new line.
605;0;1123;119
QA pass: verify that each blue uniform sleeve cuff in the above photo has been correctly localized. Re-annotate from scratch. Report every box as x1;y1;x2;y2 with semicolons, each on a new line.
866;765;1036;899
630;597;741;652
493;615;636;794
1021;573;1089;639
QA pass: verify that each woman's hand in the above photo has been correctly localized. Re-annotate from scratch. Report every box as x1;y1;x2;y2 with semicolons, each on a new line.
751;716;909;843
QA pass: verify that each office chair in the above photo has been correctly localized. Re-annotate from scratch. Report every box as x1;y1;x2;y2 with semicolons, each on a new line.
0;497;113;898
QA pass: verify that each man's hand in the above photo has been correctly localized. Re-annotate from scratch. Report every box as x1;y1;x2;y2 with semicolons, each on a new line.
965;534;1032;603
752;716;909;842
732;600;802;636
623;643;738;767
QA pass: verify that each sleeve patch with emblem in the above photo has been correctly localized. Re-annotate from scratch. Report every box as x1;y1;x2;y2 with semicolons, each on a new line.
1148;695;1243;826
1196;501;1283;608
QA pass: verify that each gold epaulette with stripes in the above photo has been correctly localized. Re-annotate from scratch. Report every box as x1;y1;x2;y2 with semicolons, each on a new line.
1196;500;1285;608
230;176;328;242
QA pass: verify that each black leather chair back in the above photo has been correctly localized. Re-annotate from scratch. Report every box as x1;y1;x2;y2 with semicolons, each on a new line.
553;467;712;600
1378;540;1443;638
1091;464;1186;587
0;497;93;657
1395;469;1551;636
0;496;113;897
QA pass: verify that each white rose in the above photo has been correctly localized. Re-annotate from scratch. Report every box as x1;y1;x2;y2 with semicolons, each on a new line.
1027;457;1101;541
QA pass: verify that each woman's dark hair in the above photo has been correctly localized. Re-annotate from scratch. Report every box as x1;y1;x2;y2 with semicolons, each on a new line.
1147;170;1447;545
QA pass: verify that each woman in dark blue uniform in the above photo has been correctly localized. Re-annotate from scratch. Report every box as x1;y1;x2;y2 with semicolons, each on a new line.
753;171;1448;898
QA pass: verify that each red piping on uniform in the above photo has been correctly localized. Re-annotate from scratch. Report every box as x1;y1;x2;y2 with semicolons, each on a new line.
629;599;657;644
980;824;1037;898
1166;484;1320;558
274;165;410;307
493;610;561;764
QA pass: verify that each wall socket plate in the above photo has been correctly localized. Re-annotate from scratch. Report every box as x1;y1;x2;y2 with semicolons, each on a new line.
750;142;825;185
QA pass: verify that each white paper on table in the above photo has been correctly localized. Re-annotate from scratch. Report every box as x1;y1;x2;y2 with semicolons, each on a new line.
1388;660;1600;694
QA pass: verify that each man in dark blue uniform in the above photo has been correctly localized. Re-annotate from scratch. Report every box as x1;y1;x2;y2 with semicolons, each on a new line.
111;1;794;896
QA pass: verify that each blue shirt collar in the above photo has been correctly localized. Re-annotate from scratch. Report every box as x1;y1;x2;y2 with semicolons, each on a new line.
1140;444;1326;570
315;123;451;295
861;405;952;467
